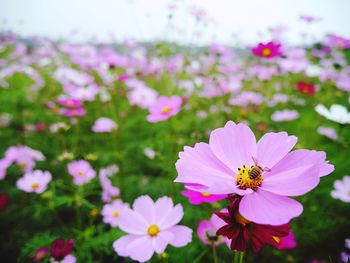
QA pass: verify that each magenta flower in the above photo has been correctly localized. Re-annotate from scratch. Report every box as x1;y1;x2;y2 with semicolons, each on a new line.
197;213;229;247
16;170;52;194
146;96;182;123
67;160;96;185
101;199;130;227
57;108;86;117
252;42;282;59
113;195;192;262
181;184;227;205
57;98;82;108
33;247;49;262
92;117;117;133
274;231;296;250
331;175;350;203
175;121;333;225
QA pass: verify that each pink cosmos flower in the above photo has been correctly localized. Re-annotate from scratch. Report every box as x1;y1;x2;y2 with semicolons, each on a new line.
113;195;192;262
52;255;76;263
271;109;300;122
92;117;117;133
67;160;96;185
99;165;120;202
275;231;296;250
175;121;333;225
0;159;11;180
16;170;52;194
57;108;86;117
331;175;350;203
197;213;230;247
327;35;350;49
101;199;130;227
317;126;338;141
146;96;182;123
252;42;282;59
3;145;45;173
181;184;227;205
57;98;82;108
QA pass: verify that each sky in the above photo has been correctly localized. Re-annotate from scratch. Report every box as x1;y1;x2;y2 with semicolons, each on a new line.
0;0;349;45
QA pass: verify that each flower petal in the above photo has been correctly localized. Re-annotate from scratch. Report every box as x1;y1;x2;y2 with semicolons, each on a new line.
158;204;184;229
175;142;234;194
261;164;320;196
113;234;140;257
168;225;193;247
152;231;174;253
209;121;256;172
118;207;148;235
155;196;174;223
239;190;303;225
257;132;297;169
133;195;156;224
127;236;155;262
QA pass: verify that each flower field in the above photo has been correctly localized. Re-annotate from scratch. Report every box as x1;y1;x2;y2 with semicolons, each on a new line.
0;31;350;263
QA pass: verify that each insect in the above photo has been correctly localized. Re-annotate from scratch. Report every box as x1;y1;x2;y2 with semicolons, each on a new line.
248;165;263;180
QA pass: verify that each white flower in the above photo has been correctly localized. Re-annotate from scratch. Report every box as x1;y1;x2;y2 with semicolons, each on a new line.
315;104;350;124
331;176;350;203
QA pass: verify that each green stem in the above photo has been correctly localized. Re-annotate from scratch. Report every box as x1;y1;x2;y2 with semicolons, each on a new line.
193;249;207;263
233;251;245;263
212;245;218;263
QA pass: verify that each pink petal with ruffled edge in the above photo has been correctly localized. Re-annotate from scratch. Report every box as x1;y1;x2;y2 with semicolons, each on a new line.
209;121;256;172
239;189;303;225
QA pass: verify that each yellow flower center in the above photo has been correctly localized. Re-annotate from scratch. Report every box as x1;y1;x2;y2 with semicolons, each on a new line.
19;162;28;168
338;41;343;49
77;171;84;176
32;183;40;189
201;192;211;197
90;208;99;217
347;190;350;196
113;211;119;218
262;48;271;56
236;165;263;191
148;225;160;237
161;106;171;114
234;210;251;226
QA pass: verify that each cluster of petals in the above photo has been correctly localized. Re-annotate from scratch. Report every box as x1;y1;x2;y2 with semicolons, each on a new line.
147;96;182;123
16;170;52;194
175;121;333;225
113;195;192;262
67;160;96;185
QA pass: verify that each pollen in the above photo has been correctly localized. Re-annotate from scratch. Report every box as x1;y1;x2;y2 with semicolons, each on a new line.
262;48;271;56
234;210;251;226
161;106;171;114
201;192;211;197
272;236;281;244
148;225;160;237
236;165;263;191
32;183;40;189
77;171;84;176
113;211;119;218
19;162;28;169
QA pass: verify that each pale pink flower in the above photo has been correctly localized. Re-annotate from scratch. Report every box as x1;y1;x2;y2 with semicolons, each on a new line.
113;195;192;262
101;200;130;227
67;160;96;185
99;165;120;202
4;145;45;172
16;170;52;194
147;96;182;123
92;117;117;133
331;176;350;203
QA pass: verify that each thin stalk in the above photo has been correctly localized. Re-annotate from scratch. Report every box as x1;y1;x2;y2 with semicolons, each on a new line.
212;245;218;263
